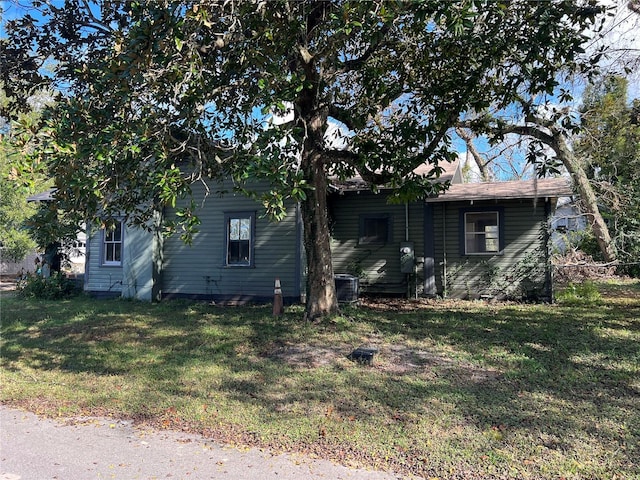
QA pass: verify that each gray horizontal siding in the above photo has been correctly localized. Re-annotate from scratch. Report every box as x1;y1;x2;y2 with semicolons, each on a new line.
85;225;124;295
329;191;424;294
86;222;158;300
432;199;550;299
161;180;301;300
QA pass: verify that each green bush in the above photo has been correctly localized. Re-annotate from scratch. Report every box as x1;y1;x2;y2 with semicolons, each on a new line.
16;272;81;300
576;230;605;262
556;281;602;305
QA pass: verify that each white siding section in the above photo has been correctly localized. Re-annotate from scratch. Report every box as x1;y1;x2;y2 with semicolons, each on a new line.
85;225;124;295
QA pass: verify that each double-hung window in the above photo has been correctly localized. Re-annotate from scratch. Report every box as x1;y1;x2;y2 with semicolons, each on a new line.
225;212;255;267
102;221;123;265
462;209;503;255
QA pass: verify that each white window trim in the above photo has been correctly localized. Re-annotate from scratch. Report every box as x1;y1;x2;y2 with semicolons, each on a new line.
101;221;124;266
462;209;503;256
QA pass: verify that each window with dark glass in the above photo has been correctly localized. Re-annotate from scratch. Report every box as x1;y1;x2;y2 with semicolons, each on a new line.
103;222;123;265
225;212;254;266
359;214;391;245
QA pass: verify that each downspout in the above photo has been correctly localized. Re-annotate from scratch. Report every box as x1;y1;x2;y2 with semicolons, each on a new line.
405;202;409;241
545;198;553;302
423;203;436;297
153;207;165;302
442;203;447;297
84;224;90;292
405;202;411;299
295;202;304;302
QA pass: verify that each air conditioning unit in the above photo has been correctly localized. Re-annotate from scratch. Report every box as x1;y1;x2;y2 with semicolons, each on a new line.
334;274;359;303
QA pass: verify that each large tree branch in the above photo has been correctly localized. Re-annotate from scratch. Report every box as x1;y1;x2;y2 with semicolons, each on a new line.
471;118;617;262
327;104;365;132
338;22;393;73
322;148;392;184
499;123;555;146
79;0;115;35
455;126;492;181
322;148;359;164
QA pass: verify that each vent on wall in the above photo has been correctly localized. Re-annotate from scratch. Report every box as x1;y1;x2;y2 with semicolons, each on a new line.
334;274;359;303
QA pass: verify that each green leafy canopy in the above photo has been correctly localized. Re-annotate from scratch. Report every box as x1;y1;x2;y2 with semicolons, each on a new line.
2;0;609;314
3;1;604;225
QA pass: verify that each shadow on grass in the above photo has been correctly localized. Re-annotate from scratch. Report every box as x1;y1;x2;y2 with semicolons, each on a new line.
1;285;639;477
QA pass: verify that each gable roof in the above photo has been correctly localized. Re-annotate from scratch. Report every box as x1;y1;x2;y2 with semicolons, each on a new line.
330;158;461;192
425;177;573;203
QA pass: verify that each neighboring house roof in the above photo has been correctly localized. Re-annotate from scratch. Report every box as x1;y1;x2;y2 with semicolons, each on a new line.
27;188;56;202
331;158;461;192
425;177;573;203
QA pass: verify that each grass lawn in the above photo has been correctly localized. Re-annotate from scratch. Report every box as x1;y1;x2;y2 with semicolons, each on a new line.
1;280;639;479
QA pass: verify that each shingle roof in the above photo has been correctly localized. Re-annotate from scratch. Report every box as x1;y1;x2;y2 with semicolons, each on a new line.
425;177;573;203
330;158;460;192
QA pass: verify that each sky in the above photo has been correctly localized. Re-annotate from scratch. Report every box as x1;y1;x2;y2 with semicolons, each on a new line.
0;0;37;36
584;0;640;99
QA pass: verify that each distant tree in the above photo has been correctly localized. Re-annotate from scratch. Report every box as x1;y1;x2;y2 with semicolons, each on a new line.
454;127;493;182
576;76;640;273
459;106;619;263
0;100;44;262
4;1;607;317
456;0;640;265
0;138;37;262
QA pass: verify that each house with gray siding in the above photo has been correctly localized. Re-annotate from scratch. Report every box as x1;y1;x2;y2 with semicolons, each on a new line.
421;178;572;299
85;179;304;303
82;162;572;303
329;165;572;300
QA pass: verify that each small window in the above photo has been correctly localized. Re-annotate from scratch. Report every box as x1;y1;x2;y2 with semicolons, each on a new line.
102;222;123;265
464;211;500;254
359;214;391;245
225;212;255;266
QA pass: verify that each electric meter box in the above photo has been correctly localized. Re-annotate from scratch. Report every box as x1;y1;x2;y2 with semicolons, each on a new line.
400;241;415;274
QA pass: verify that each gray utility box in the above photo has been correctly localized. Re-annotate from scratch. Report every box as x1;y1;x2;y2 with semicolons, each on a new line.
400;241;415;274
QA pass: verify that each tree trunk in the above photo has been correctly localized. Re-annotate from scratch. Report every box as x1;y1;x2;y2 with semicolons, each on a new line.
297;87;339;319
300;147;339;320
455;127;491;181
296;2;340;319
551;132;617;263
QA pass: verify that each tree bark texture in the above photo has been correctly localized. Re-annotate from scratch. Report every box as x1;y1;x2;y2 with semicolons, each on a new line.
295;2;340;319
297;77;339;318
300;149;338;320
455;127;492;181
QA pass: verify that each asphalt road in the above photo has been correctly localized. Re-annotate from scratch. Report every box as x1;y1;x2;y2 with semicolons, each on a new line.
0;406;405;480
